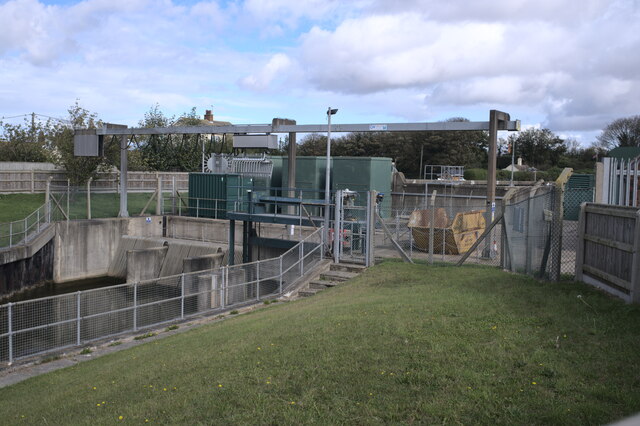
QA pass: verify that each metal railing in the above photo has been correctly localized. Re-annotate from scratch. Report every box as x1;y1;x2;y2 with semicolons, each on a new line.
0;228;324;363
0;202;50;249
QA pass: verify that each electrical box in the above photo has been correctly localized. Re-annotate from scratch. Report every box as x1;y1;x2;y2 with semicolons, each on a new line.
233;134;278;150
73;130;103;156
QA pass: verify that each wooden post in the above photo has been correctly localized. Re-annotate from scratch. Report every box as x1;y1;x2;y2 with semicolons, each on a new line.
630;209;640;303
574;202;587;282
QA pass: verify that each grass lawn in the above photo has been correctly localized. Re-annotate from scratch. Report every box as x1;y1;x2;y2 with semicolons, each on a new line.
0;192;170;223
1;262;640;424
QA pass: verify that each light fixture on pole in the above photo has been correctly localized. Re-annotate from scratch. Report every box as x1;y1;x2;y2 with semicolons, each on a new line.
324;107;338;251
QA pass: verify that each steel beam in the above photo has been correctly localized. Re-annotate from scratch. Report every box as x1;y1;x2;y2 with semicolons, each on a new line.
92;120;520;136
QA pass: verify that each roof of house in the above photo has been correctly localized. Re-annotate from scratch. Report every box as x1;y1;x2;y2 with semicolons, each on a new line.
607;146;640;160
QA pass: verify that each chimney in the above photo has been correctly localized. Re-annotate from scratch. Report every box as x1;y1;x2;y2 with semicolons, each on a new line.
517;157;522;166
204;109;214;122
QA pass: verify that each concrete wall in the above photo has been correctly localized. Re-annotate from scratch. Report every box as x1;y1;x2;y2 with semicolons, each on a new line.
54;217;163;283
126;246;168;282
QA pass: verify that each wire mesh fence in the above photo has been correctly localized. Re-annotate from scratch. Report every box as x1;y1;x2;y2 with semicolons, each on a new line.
374;193;503;267
0;202;50;249
0;228;324;363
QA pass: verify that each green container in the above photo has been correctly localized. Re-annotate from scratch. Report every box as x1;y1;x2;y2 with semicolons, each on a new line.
331;157;393;212
188;173;253;219
282;156;328;200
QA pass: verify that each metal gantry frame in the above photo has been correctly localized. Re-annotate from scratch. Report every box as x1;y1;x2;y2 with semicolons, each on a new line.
75;111;520;258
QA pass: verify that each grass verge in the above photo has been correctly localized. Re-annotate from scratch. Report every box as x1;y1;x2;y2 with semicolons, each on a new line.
1;261;640;424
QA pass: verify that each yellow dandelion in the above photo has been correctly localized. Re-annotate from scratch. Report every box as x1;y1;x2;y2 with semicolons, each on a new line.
173;387;177;390
145;420;149;423
102;401;106;404
118;415;124;420
92;387;97;390
163;388;167;392
97;403;101;407
380;371;385;375
257;347;261;350
218;384;223;388
266;381;271;384
532;381;537;385
491;325;497;330
467;386;472;390
290;401;296;405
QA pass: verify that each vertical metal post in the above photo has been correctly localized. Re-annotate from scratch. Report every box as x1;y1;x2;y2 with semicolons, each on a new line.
172;176;176;214
45;177;51;223
37;210;40;233
180;274;185;319
24;217;27;242
9;222;12;247
279;256;283;294
66;179;70;223
86;177;92;220
334;190;342;264
429;191;436;265
7;302;13;364
156;176;162;215
76;291;81;346
299;243;303;277
256;262;260;301
133;282;138;331
197;198;200;218
119;133;129;217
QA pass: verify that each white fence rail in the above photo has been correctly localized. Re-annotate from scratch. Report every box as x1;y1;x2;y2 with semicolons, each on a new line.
0;228;324;363
0;203;50;249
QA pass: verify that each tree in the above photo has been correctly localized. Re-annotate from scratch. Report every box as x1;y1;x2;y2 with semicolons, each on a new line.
506;128;566;169
49;102;114;185
0;119;50;162
596;115;640;149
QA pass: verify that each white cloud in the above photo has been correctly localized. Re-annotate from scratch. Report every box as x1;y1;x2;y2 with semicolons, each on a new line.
239;53;294;91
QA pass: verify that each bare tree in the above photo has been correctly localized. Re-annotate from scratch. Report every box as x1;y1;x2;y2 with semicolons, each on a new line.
597;115;640;149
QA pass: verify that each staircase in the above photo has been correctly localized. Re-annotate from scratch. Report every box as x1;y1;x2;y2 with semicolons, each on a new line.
298;262;367;297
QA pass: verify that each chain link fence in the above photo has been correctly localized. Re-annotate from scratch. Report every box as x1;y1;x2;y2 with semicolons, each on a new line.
0;228;324;363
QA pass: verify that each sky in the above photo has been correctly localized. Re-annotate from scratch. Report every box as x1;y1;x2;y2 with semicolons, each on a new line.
0;0;639;145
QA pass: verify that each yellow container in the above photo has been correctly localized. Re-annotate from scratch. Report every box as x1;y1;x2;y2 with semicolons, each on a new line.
408;209;486;254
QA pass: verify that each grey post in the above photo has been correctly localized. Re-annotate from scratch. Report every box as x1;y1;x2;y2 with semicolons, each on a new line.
324;108;338;251
256;262;260;301
279;256;283;294
119;133;129;217
76;291;81;346
133;282;138;331
429;190;437;265
66;179;70;223
156;176;162;215
87;177;92;219
7;302;13;363
366;191;377;267
45;176;52;223
180;274;185;319
9;222;12;247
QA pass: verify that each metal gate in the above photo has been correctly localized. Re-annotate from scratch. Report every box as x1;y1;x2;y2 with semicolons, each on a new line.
333;190;372;265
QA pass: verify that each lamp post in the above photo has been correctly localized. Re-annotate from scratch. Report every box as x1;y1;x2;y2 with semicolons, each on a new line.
324;107;338;252
510;137;516;187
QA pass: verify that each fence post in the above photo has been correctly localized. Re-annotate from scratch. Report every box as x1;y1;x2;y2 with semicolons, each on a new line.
76;291;81;346
180;274;185;319
630;210;640;304
429;190;437;264
133;282;138;332
66;179;70;223
9;222;12;247
575;203;587;281
549;168;572;281
37;209;40;233
156;176;162;215
7;302;13;364
279;256;283;294
221;267;226;309
256;262;260;301
86;177;92;220
299;243;304;277
45;177;52;223
24;217;27;243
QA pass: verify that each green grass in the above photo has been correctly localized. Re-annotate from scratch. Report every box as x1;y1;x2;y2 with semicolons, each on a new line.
0;193;45;222
2;262;640;424
0;192;171;223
